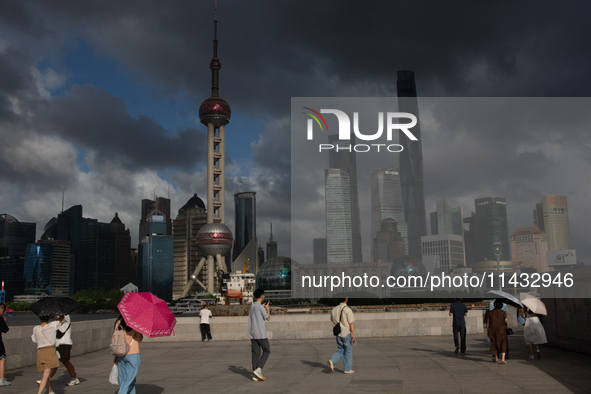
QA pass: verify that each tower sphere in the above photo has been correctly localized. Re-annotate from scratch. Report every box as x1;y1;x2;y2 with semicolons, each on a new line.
199;97;231;127
196;222;233;256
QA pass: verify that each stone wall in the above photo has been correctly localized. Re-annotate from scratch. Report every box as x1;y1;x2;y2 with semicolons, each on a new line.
4;319;117;371
145;310;483;342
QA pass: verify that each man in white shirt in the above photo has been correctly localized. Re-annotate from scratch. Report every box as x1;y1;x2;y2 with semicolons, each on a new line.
199;304;213;342
327;298;356;374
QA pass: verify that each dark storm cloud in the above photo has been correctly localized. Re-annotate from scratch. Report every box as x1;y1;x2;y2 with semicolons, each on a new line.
36;85;207;171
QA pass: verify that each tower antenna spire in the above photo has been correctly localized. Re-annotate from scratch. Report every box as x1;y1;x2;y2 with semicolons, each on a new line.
210;0;220;97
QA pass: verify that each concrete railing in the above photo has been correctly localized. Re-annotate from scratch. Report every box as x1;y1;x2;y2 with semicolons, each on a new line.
4;319;117;371
146;310;483;342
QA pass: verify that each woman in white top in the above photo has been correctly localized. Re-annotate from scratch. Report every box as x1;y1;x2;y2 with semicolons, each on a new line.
31;315;59;394
522;308;548;359
37;315;80;387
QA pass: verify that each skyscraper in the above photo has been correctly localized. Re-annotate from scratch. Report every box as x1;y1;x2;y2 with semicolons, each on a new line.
325;169;353;264
371;167;408;259
139;197;172;240
328;134;363;263
536;195;571;251
111;213;132;290
23;240;71;297
0;213;36;299
475;197;510;261
463;212;479;267
430;198;453;235
373;219;406;263
266;223;278;261
533;202;544;231
139;218;173;300
172;194;208;298
510;227;549;273
232;192;257;272
421;234;465;272
397;71;427;260
451;207;464;237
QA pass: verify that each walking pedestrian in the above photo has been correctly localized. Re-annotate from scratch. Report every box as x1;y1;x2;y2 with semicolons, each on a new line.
449;298;468;354
0;303;10;387
327;297;356;374
31;315;59;394
489;299;510;359
488;300;508;364
35;314;80;387
522;308;547;359
249;289;271;382
199;304;213;342
113;316;143;394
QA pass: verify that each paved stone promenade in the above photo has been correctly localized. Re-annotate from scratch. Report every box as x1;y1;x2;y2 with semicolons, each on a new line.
3;329;591;393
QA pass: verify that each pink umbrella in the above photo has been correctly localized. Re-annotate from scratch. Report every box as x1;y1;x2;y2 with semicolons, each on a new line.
117;292;176;338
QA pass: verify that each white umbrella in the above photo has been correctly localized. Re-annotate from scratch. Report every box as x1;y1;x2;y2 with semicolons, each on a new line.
520;296;547;315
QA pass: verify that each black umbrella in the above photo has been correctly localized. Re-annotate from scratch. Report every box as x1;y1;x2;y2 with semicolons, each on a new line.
30;297;80;317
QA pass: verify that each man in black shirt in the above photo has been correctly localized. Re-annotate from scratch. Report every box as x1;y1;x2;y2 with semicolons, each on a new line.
449;298;468;354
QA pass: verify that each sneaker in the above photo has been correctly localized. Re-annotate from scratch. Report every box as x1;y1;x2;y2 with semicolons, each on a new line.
529;355;535;359
36;380;41;385
455;346;459;354
252;376;260;381
327;360;334;372
0;378;10;386
344;370;355;374
253;368;265;381
66;377;80;386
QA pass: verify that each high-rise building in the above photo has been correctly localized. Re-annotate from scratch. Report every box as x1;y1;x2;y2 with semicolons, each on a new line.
139;218;173;300
328;134;363;263
510;227;549;273
266;223;278;261
325;169;353;264
430;198;453;235
536;195;571;251
397;71;427;260
533;202;544;232
258;245;265;267
139;197;172;240
172;194;208;298
373;219;406;263
111;213;132;290
232;192;257;272
78;221;116;291
421;234;465;273
463;212;479;267
24;241;71;296
0;213;36;299
371;167;408;260
313;238;327;265
451;207;464;237
475;197;510;261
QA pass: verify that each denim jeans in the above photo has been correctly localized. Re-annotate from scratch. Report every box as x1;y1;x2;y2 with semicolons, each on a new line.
330;334;353;371
118;353;141;394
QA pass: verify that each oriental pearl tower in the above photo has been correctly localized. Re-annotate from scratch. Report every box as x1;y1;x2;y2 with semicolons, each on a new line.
180;0;233;298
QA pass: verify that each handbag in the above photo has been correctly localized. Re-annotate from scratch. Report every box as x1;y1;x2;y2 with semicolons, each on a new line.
109;364;119;385
56;323;71;340
506;328;514;335
332;306;347;336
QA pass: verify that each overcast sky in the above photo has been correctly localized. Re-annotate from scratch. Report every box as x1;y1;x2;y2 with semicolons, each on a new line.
1;1;590;261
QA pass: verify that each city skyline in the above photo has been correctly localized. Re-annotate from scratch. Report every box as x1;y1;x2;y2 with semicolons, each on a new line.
1;2;591;266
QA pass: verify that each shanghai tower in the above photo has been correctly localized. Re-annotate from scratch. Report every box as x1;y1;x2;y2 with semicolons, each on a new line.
397;71;427;259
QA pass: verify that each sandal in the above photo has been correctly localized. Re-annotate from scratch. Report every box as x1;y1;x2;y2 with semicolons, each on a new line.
501;361;507;364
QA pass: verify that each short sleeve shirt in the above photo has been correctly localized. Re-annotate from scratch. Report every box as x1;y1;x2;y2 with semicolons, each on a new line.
199;309;212;324
331;303;355;338
449;302;468;326
249;302;269;340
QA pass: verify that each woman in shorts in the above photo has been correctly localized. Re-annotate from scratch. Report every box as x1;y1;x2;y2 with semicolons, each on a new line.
31;315;59;394
0;303;10;387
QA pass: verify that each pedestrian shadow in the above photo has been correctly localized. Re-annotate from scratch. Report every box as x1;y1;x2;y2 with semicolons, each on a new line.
408;347;490;363
113;384;164;394
4;370;23;380
228;365;253;380
300;360;331;373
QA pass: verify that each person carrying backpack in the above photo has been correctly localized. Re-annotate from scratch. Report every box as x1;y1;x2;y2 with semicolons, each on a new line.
327;297;356;374
112;315;143;394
